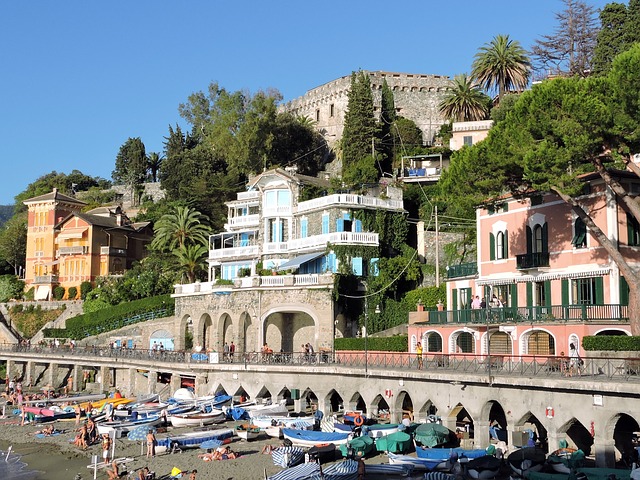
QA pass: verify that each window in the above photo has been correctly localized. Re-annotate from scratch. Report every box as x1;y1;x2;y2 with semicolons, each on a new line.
264;189;291;207
321;214;329;234
300;218;308;238
330;104;334;117
268;219;283;243
627;213;640;246
527;223;548;253
456;332;474;353
572;218;587;248
572;277;597;304
315;109;320;122
533;225;543;253
463;136;473;146
496;231;508;259
351;257;363;276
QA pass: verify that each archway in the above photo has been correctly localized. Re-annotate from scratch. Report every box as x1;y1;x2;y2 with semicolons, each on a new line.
239;311;255;353
371;394;391;421
301;388;318;413
612;413;640;466
396;391;414;422
348;392;367;415
487;401;508;443
558;418;594;455
449;403;474;439
256;386;272;403
197;313;212;351
453;331;475;353
417;399;439;423
234;386;250;403
263;310;316;353
326;389;344;414
423;332;443;352
150;329;175;350
512;411;547;450
277;387;292;406
219;313;233;351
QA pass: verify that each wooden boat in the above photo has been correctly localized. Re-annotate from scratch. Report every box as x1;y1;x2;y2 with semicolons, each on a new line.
25;393;106;405
282;427;351;447
307;443;337;464
79;396;133;411
388;452;441;470
415;446;489;463
245;400;288;418
547;448;584;474
168;409;225;427
97;415;163;438
507;447;547;476
271;445;305;468
364;463;414;477
465;455;503;479
155;427;234;451
236;423;261;440
320;459;359;479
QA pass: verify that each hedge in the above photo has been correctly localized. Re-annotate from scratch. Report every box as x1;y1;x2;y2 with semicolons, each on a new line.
583;335;640;351
43;295;175;340
335;335;408;352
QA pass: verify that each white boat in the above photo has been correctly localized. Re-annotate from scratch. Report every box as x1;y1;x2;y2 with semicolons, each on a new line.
97;415;163;438
282;428;350;447
246;400;289;418
251;415;314;429
236;424;261;440
169;409;225;427
155;427;234;451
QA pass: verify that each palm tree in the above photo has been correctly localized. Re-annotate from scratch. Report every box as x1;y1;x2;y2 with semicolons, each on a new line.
173;244;208;283
150;205;211;252
439;74;490;122
147;152;164;182
471;34;532;102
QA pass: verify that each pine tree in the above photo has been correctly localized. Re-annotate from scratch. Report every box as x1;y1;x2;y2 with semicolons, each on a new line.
341;71;377;175
592;3;629;75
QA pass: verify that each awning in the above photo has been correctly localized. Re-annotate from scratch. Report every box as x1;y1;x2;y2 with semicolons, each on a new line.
476;267;610;286
42;259;60;266
57;227;87;239
277;252;324;271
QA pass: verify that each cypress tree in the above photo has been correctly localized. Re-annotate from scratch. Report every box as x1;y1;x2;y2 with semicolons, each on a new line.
341;71;377;174
379;79;396;174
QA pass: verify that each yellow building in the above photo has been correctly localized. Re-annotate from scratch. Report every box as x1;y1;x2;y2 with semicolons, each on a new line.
24;189;153;300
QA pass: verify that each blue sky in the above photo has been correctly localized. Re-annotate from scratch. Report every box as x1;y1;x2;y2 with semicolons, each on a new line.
0;0;611;205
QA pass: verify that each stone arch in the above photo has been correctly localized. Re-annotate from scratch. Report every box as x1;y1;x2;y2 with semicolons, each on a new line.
238;311;256;353
557;417;594;455
256;386;272;402
276;387;291;404
149;329;175;350
370;394;391;419
479;400;509;443
301;387;318;411
325;388;344;414
262;306;317;353
510;410;547;449
395;390;414;422
448;403;474;437
212;384;228;396
519;327;556;355
233;385;251;402
450;329;477;353
416;399;439;423
606;412;640;464
176;314;192;351
348;392;367;414
219;312;233;351
194;313;213;351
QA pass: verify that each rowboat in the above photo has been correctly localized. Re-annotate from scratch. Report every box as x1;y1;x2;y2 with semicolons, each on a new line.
236;424;261;440
507;447;547;477
462;455;503;479
97;415;163;438
282;428;350;447
339;434;375;458
24;393;106;405
388;452;449;471
245;400;288;418
168;409;225;428
155;427;234;451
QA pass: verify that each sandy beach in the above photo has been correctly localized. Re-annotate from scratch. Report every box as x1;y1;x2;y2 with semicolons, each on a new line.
0;414;400;480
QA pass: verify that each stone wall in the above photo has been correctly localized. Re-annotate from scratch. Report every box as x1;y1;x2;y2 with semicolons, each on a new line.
281;71;452;146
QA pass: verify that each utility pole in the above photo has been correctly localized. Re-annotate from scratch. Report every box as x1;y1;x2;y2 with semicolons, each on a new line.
435;205;440;287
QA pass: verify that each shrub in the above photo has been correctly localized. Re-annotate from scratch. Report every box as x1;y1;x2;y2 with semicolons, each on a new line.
67;287;78;300
53;286;65;300
80;281;93;300
0;275;25;302
335;335;408;352
583;335;640;351
24;287;34;301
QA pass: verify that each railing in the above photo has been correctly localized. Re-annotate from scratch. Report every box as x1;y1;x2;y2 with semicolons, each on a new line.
1;344;638;382
263;242;289;254
59;246;88;255
262;205;292;217
288;231;378;252
173;274;333;294
100;246;127;256
446;262;477;279
516;252;550;269
34;275;59;284
423;304;628;324
297;194;404;213
208;245;258;260
226;214;260;228
236;190;260;201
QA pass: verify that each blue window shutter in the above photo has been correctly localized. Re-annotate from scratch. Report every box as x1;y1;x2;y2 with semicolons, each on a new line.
322;215;329;234
355;219;362;232
301;219;308;238
336;219;344;232
370;258;379;276
352;257;363;276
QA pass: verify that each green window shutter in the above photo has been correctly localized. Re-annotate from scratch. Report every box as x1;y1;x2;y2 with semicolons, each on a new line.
504;230;509;258
489;233;495;261
526;283;533;307
561;279;569;307
452;288;458;321
526;226;532;254
484;286;491;303
542;223;549;253
544;281;552;307
620;276;629;306
595;277;604;305
510;283;518;308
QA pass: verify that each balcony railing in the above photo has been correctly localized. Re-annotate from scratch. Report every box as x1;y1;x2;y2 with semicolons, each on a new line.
226;214;260;229
297;193;404;214
34;275;59;284
59;246;88;255
420;304;628;325
288;232;378;252
262;205;292;217
173;273;334;295
446;262;477;279
516;252;550;269
236;190;260;201
100;246;127;256
208;245;259;260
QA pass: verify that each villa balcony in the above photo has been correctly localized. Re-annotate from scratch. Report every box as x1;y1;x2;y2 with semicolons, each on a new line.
34;274;59;284
100;246;127;256
225;214;260;229
208;245;259;261
414;304;628;325
236;190;260;201
297;194;404;214
288;232;379;252
173;273;334;296
516;252;550;269
58;246;88;255
446;262;477;279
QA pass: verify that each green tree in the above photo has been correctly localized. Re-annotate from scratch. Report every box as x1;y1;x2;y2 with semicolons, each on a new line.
592;2;630;75
112;137;147;206
0;275;24;302
378;79;396;173
147;152;163;182
439;73;491;122
0;212;27;276
341;71;377;177
150;205;211;252
471;34;532;102
173;244;208;283
531;0;599;77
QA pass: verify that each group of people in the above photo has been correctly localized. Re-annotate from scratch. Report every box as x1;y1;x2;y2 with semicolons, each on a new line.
301;343;315;362
471;294;504;309
72;416;99;450
222;341;236;362
198;445;237;461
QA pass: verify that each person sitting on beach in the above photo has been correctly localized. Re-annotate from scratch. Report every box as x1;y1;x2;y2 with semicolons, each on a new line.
137;467;152;480
261;441;286;454
74;425;88;449
107;461;120;480
86;418;97;444
189;470;197;480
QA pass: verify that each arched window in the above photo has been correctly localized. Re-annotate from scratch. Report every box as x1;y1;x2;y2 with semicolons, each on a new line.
533;225;543;253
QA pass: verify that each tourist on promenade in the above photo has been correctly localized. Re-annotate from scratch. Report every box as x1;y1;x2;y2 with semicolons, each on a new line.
567;343;582;377
223;342;229;362
416;342;423;370
229;342;235;362
471;296;481;309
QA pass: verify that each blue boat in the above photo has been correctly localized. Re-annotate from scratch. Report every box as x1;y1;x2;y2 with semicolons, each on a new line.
282;428;350;447
416;447;489;461
155;427;234;450
388;452;444;471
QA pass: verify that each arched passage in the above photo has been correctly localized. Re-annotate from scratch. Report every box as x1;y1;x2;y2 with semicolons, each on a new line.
263;310;315;353
219;313;233;351
558;418;594;455
611;413;640;466
348;392;367;414
150;329;174;350
196;313;213;350
238;311;255;353
256;386;272;403
326;389;344;414
417;399;439;423
512;411;547;450
371;394;391;420
396;391;414;422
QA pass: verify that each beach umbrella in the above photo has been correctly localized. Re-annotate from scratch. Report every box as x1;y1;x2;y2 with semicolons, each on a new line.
266;461;320;480
271;446;304;468
317;459;359;478
170;467;183;478
127;425;156;455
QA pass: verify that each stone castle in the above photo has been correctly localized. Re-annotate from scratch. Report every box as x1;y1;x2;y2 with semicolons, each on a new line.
281;71;453;146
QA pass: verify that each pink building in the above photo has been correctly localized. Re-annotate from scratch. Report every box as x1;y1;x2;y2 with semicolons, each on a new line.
409;171;634;358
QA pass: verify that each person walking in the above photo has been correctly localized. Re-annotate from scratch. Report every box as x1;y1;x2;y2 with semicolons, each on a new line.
229;341;235;362
416;342;424;370
146;429;156;458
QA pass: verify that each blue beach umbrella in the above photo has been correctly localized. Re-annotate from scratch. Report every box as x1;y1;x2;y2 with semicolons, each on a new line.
200;439;223;450
127;425;156;455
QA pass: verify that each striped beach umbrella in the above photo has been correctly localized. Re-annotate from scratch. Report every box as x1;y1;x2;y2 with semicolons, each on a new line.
271;446;304;468
266;461;320;480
